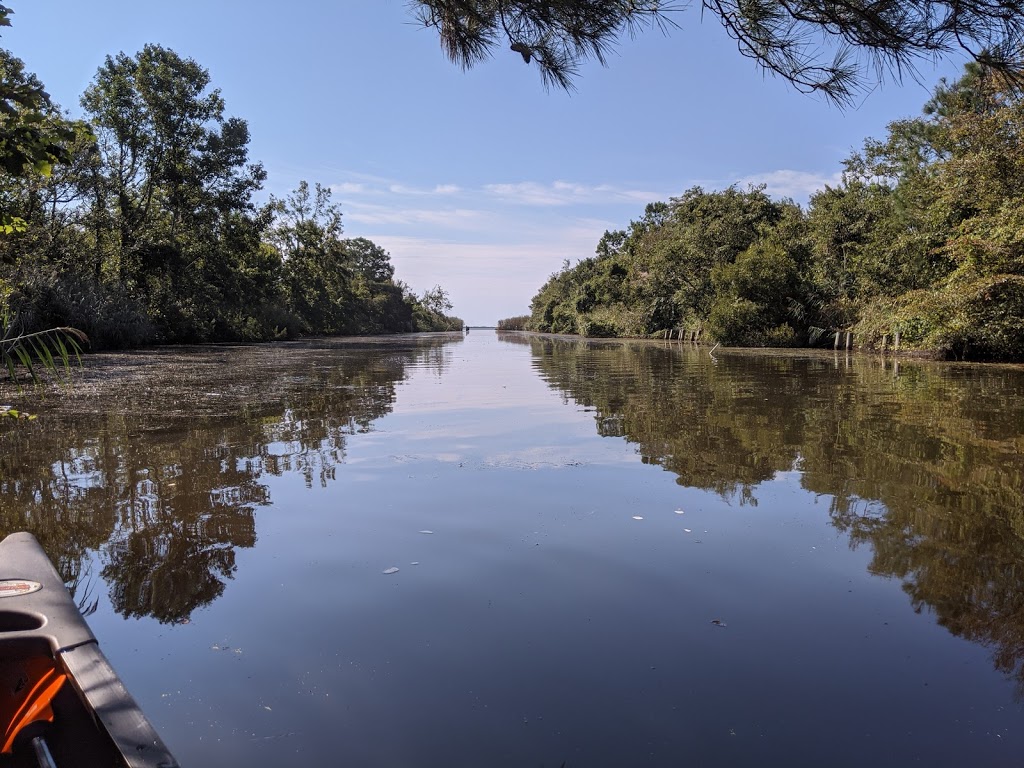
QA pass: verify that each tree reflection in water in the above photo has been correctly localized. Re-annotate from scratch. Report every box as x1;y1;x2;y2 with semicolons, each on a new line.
510;333;1024;694
0;335;462;624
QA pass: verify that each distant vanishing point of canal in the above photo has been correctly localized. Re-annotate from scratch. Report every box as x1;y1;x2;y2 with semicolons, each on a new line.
2;332;1023;767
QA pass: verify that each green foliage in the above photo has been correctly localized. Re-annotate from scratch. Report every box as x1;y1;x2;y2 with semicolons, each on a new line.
524;60;1024;360
856;275;1024;359
411;0;674;91
707;237;801;346
497;315;530;331
0;405;34;419
345;237;395;283
269;181;351;335
74;44;273;342
413;0;1024;106
528;186;793;342
410;285;463;331
0;48;79;180
1;286;87;386
578;317;618;338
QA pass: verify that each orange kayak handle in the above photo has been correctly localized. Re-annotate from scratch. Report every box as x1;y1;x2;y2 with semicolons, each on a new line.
2;658;67;754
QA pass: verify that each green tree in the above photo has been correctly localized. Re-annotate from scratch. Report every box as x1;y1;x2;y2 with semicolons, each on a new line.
268;181;354;335
80;44;269;341
344;237;395;283
0;47;80;232
844;62;1024;357
630;186;784;331
411;284;463;330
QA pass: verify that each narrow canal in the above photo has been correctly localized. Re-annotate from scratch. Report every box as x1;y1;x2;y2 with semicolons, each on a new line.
2;332;1023;766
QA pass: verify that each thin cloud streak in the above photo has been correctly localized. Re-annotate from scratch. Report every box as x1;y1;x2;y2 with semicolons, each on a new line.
484;180;663;206
736;169;843;201
330;173;666;207
345;203;492;229
387;183;462;196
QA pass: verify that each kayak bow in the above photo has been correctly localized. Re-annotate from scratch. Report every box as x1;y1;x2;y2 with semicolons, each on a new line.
0;532;179;767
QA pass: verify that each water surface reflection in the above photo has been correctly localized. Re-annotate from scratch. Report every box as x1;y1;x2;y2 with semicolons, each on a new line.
0;335;462;623
2;332;1023;766
516;333;1024;692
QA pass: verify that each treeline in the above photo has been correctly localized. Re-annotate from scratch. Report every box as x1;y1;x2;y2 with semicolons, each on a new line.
520;63;1024;360
496;315;529;331
0;45;462;349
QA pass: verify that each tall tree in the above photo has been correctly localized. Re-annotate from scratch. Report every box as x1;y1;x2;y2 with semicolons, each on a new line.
80;44;267;341
267;181;354;335
344;236;395;283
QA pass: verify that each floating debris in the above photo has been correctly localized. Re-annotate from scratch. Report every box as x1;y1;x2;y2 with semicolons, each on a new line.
410;561;420;565
711;619;727;627
418;530;434;535
674;509;685;515
684;528;692;533
383;567;400;575
250;732;298;742
632;516;644;520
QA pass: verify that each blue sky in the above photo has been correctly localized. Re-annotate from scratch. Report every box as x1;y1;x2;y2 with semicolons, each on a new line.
12;1;967;324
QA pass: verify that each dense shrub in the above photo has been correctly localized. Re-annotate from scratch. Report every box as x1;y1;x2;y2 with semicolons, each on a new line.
856;275;1024;358
497;315;530;330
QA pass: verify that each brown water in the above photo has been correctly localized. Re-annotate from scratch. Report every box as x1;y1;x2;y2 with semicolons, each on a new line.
1;332;1023;767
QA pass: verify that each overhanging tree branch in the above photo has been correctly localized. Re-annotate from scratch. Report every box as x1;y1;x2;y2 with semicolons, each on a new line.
410;0;1024;105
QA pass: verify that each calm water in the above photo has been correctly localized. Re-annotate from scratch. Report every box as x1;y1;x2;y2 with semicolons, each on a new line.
2;332;1024;767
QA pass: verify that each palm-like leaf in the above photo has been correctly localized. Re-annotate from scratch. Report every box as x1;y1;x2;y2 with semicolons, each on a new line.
0;325;88;387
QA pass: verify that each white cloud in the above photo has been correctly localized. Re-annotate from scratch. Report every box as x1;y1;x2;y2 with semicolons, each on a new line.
331;182;367;195
735;169;843;201
483;181;662;206
345;203;491;230
386;183;461;196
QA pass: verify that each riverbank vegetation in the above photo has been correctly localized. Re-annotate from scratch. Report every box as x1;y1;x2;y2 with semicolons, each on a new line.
496;315;530;331
0;43;462;358
518;62;1024;360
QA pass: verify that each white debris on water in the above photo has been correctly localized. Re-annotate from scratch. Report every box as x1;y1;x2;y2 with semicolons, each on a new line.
418;530;434;535
383;567;400;575
632;516;644;520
